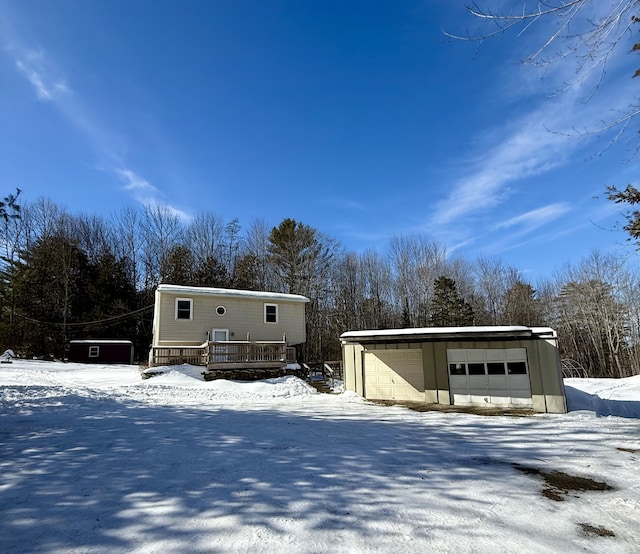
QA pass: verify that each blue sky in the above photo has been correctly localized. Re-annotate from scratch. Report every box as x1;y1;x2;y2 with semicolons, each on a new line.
1;1;638;279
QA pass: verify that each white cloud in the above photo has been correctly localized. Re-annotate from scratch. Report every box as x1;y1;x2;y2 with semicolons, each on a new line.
429;41;636;232
5;29;189;218
430;111;574;227
496;203;571;231
115;168;191;222
14;52;69;101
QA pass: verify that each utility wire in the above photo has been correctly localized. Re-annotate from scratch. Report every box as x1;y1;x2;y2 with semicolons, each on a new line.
5;304;154;328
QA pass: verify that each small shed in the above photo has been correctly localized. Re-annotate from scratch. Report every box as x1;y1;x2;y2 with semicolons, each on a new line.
341;326;566;414
68;340;134;365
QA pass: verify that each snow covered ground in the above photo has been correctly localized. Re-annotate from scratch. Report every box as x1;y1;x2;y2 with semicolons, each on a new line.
1;360;639;553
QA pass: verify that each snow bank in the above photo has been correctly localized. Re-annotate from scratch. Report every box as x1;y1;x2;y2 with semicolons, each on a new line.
565;375;640;418
140;364;318;400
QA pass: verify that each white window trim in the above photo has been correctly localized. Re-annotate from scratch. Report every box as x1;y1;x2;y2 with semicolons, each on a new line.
175;297;193;321
264;303;278;324
88;346;100;358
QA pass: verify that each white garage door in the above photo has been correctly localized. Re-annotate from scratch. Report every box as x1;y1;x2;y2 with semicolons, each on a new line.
364;349;424;401
447;348;532;408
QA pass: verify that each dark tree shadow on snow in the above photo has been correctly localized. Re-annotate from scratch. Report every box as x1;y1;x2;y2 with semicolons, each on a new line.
0;385;636;552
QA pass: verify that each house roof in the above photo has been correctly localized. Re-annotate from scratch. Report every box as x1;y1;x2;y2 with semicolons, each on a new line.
157;284;310;303
340;326;557;343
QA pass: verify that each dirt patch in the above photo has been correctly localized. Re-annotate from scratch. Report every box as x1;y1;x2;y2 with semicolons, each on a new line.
617;447;639;454
578;523;616;538
513;464;614;502
370;399;535;417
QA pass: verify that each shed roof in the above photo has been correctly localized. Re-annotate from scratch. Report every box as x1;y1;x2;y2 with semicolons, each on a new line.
157;284;310;303
340;326;556;343
70;339;133;345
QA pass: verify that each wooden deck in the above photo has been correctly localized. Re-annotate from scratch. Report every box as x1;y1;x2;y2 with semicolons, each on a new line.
149;341;297;369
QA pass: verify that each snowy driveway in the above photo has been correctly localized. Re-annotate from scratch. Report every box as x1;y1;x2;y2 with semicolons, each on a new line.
1;361;639;553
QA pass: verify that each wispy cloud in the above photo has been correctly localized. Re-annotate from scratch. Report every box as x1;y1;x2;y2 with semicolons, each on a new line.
15;54;69;101
496;203;571;232
429;64;635;233
115;169;190;220
4;23;188;218
430;111;574;227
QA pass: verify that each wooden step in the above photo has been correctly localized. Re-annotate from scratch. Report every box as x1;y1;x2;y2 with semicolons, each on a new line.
309;378;334;394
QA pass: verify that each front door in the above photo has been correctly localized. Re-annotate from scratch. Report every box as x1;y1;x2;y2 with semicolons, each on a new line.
211;329;229;362
212;329;229;342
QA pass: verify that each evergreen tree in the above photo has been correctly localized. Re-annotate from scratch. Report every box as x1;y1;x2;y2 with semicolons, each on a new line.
606;185;640;245
0;189;21;224
83;249;138;338
267;218;333;295
502;281;542;325
162;245;196;286
232;253;262;290
429;276;474;327
9;234;88;357
193;255;229;288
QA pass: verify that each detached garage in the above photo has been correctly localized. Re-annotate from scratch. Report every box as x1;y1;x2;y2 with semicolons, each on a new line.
341;326;566;414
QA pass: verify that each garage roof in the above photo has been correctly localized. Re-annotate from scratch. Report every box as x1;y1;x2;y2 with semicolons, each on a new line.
340;326;556;343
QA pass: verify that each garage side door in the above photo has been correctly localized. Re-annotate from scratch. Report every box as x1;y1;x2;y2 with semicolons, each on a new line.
364;350;424;401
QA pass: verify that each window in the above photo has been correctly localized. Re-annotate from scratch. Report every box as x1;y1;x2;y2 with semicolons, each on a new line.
507;361;528;375
88;346;99;358
468;362;486;375
449;363;466;375
264;303;278;324
487;362;506;375
216;305;226;316
175;298;193;320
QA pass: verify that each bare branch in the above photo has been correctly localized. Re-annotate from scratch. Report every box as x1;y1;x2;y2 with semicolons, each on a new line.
446;1;640;146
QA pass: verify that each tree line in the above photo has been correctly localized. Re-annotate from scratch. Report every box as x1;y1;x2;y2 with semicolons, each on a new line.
1;194;639;378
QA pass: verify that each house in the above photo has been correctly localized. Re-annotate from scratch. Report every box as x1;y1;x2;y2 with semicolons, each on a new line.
148;284;310;375
341;326;566;414
69;339;134;365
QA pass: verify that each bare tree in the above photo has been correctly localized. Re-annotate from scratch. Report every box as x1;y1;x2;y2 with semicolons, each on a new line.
244;218;277;291
474;256;522;325
25;197;65;243
113;207;144;290
551;251;637;377
360;250;395;329
140;204;184;287
388;236;448;327
223;218;242;283
185;212;225;265
449;1;640;137
185;212;228;286
73;214;113;263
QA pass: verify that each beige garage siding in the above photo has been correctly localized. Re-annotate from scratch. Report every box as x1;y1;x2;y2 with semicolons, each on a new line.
364;349;425;401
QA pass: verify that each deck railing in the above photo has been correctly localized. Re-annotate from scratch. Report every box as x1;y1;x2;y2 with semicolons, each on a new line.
149;341;296;368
